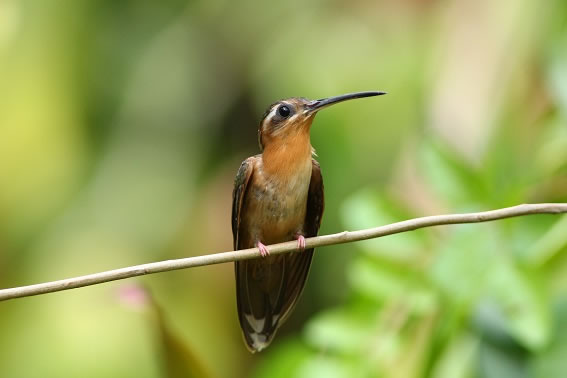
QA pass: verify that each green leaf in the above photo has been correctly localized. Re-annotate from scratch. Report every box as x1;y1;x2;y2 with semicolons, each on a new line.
431;332;478;378
341;189;427;262
476;340;528;378
524;215;567;267
534;116;567;176
431;226;550;350
296;356;369;378
252;338;312;378
419;141;485;207
348;257;436;314
485;266;549;351
531;299;567;378
303;307;377;355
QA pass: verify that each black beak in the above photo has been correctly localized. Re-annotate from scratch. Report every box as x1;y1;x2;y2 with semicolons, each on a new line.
305;91;386;114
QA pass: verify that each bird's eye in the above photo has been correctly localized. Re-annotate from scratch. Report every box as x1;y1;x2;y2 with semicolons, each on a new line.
278;105;291;118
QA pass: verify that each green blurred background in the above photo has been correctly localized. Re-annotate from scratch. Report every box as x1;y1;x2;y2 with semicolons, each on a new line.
1;0;566;377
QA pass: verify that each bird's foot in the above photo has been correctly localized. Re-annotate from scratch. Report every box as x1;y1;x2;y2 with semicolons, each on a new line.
295;234;306;252
257;241;270;257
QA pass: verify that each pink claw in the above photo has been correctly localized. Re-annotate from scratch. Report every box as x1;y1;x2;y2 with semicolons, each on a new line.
296;235;306;252
257;242;270;257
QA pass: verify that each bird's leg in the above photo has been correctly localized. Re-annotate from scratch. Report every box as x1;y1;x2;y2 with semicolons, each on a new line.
295;233;306;252
257;241;270;257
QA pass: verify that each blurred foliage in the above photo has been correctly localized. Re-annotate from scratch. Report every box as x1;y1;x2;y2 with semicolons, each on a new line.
0;0;566;377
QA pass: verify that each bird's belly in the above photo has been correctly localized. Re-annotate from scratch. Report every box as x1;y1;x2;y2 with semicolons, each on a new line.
244;179;310;245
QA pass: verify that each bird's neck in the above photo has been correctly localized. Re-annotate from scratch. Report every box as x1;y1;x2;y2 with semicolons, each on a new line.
261;132;313;180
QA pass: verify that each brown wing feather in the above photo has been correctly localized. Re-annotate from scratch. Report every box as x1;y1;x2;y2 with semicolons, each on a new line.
234;159;324;352
231;156;257;249
305;159;325;237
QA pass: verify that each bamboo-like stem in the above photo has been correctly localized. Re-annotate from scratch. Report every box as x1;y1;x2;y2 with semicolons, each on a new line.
0;203;565;302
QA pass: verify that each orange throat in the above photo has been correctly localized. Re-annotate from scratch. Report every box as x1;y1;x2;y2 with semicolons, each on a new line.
261;130;313;180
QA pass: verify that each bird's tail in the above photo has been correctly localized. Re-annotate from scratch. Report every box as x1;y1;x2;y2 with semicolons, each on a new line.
235;251;314;352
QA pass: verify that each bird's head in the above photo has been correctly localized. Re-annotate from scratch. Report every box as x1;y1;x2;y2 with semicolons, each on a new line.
257;91;386;151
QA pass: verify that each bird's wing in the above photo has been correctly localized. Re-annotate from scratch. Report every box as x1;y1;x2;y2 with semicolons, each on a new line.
235;159;324;352
304;159;325;237
231;156;257;249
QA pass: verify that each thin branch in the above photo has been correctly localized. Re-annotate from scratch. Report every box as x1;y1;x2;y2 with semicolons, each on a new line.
1;203;566;302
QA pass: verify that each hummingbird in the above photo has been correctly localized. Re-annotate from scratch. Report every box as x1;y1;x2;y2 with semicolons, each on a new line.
231;91;386;352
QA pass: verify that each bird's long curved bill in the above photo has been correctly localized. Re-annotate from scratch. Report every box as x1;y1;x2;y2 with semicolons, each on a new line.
306;91;386;113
